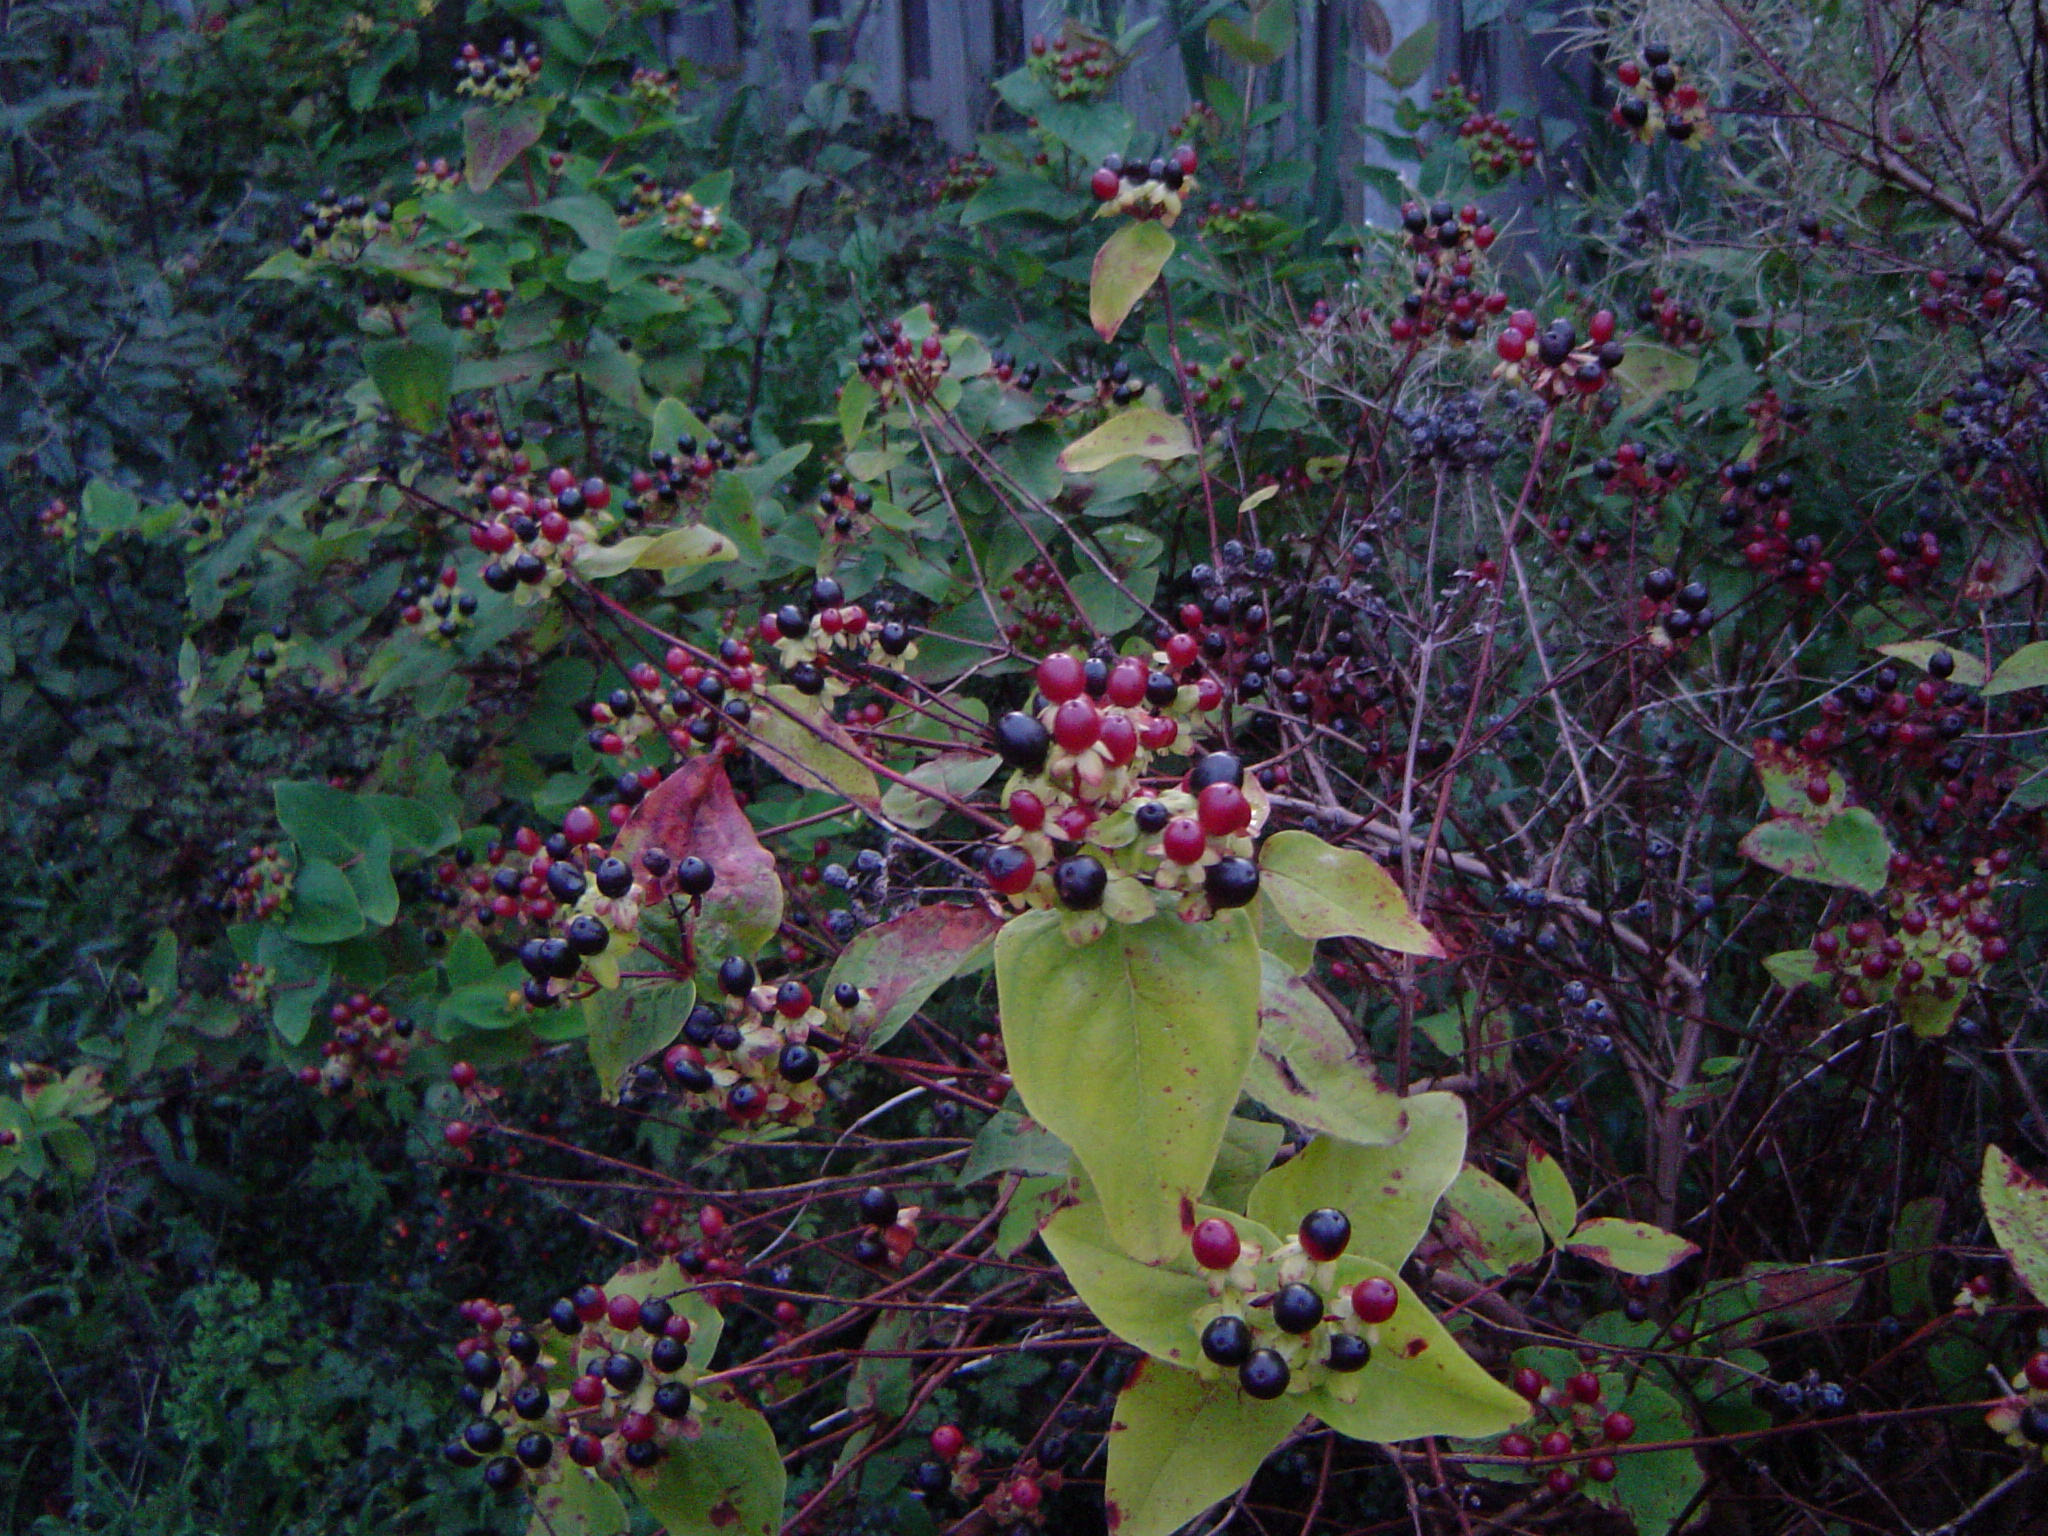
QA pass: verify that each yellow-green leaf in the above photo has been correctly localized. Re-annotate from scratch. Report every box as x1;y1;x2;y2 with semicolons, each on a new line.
1058;408;1194;475
1982;1144;2048;1302
525;1470;628;1536
575;525;738;579
1089;220;1175;341
998;909;1262;1261
1106;1361;1304;1536
639;1386;783;1536
1243;953;1407;1145
1612;342;1700;415
584;982;693;1102
463;106;545;193
1245;1095;1466;1268
1562;1217;1700;1276
746;686;882;812
1527;1147;1578;1248
1439;1166;1545;1275
1257;831;1442;956
1040;1196;1251;1368
1876;641;1988;689
1985;640;2048;697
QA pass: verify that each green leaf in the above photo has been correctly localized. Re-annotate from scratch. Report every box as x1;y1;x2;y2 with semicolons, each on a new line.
1889;1194;1945;1315
563;0;613;39
574;525;740;579
997;909;1262;1261
878;752;1000;830
1376;20;1438;87
1612;342;1700;416
1589;1374;1702;1534
651;397;712;459
586;982;694;1102
1041;1197;1263;1368
1984;640;2048;697
275;780;376;861
285;859;366;945
139;929;178;1014
1244;1096;1465;1267
836;378;873;449
640;1386;785;1536
746;687;882;813
1739;807;1891;895
825;903;1002;1048
1105;1361;1304;1536
1089;222;1175;342
1876;641;1988;689
1982;1144;2048;1303
1439;1166;1545;1275
961;173;1084;226
343;826;399;928
463;107;545;193
1257;831;1442;955
1242;955;1407;1145
81;479;141;539
526;1470;628;1536
1058;408;1193;475
1763;949;1820;990
959;1110;1071;1185
1562;1217;1700;1276
1526;1147;1579;1248
1204;1117;1285;1213
363;326;456;432
1306;1255;1528;1441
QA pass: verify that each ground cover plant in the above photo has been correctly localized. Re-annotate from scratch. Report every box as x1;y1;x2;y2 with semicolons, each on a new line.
8;1;2048;1533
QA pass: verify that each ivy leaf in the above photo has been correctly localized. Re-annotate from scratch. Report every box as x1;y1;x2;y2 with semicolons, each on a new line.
1526;1148;1579;1248
362;325;455;432
1041;1197;1269;1368
1089;220;1175;342
1105;1360;1304;1536
463;107;545;193
1246;1097;1466;1268
1257;831;1442;955
1058;408;1194;475
824;903;1002;1048
525;1470;628;1536
585;982;694;1102
1984;640;2048;697
1982;1144;2048;1302
612;756;782;966
1563;1217;1700;1276
1306;1255;1528;1441
997;908;1262;1261
1243;954;1407;1145
1438;1166;1545;1275
747;686;882;813
285;859;365;945
640;1386;782;1536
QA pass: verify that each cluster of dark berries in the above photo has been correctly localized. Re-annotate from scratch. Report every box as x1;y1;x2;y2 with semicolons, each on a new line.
988;350;1040;391
1610;42;1709;143
1087;146;1199;222
849;315;956;402
179;436;278;540
624;425;752;520
1807;853;2008;1021
295;992;417;1097
1932;361;2043;493
1986;1351;2048;1455
1387;201;1505;344
1189;1210;1396;1400
1497;1364;1637;1494
927;153;996;204
454;38;543;103
756;574;915;701
453;289;509;331
1634;285;1712;346
1495;309;1626;403
1591;440;1686;500
810;467;878;539
288;190;392;262
1395;391;1505;469
208;842;294;922
1639;565;1713;645
1918;264;2041;328
655;959;874;1127
396;563;478;642
615;174;726;249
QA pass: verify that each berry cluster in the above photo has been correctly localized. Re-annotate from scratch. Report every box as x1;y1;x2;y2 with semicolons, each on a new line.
1087;146;1199;225
453;39;543;103
850;316;958;403
1196;196;1286;250
1427;75;1539;184
625;65;683;109
1917;264;2041;329
1496;1363;1638;1494
1634;286;1712;346
1395;391;1506;470
468;467;621;604
179;436;278;541
454;289;509;331
1189;1211;1394;1400
1808;657;1981;763
656;959;874;1128
1177;351;1252;415
227;960;275;1006
997;559;1092;652
35;496;74;540
757;575;915;695
927;153;996;204
616;176;726;250
987;652;1265;926
1494;309;1627;405
1592;439;1687;503
1931;361;2044;493
1388;201;1505;344
397;564;478;642
988;351;1040;392
443;1278;695;1491
237;622;295;694
1985;1351;2048;1458
1027;25;1118;100
288;189;393;262
1639;566;1714;646
1610;43;1710;145
297;992;417;1097
847;1184;919;1268
1808;855;2008;1017
411;156;464;194
209;842;294;921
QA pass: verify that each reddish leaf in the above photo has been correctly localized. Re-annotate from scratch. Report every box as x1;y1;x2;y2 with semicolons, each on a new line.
825;903;1003;1046
612;756;782;963
462;107;544;193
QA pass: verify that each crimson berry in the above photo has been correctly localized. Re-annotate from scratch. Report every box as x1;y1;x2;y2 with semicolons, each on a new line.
1037;653;1086;702
618;1411;656;1443
1008;790;1046;830
444;1121;474;1149
1106;659;1147;707
1097;712;1138;765
1164;632;1197;668
1539;1431;1572;1458
1567;1371;1602;1404
568;1434;604;1467
1009;1478;1042;1512
1512;1366;1546;1401
930;1423;966;1459
607;1293;641;1330
1586;1455;1618;1483
1190;1217;1241;1269
1588;308;1616;344
985;845;1036;896
563;805;601;843
1351;1276;1399;1324
1091;166;1120;200
776;980;812;1017
1500;1433;1536;1458
1602;1410;1636;1442
2023;1352;2048;1390
1161;818;1206;864
1496;328;1528;362
1545;1468;1577;1496
569;1374;604;1406
1196;782;1251;836
1053;697;1101;752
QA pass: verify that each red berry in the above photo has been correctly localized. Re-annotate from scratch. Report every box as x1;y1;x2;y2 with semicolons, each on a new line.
1091;166;1120;201
1097;712;1138;765
1586;1455;1618;1484
1190;1217;1241;1269
1161;818;1207;865
1500;1433;1536;1458
1602;1411;1636;1443
450;1062;477;1089
1496;328;1528;362
1106;659;1147;707
1617;61;1641;86
1037;653;1086;703
607;1293;642;1330
1009;790;1046;830
1196;782;1251;837
1053;697;1101;753
1512;1366;1545;1401
985;846;1036;895
930;1424;966;1459
1351;1276;1399;1324
570;1375;604;1406
1539;1431;1572;1458
1945;951;1975;977
1567;1371;1602;1404
1172;145;1197;175
1510;308;1538;333
1588;309;1616;344
619;1411;656;1443
1804;776;1831;805
2024;1351;2048;1390
1009;1478;1042;1511
1164;633;1198;669
563;805;601;843
444;1121;474;1148
1545;1468;1577;1496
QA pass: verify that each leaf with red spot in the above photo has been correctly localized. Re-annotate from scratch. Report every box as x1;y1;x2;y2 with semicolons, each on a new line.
612;755;782;967
639;1385;784;1536
463;106;545;193
824;902;1003;1047
1982;1144;2048;1302
1562;1217;1700;1277
525;1469;627;1536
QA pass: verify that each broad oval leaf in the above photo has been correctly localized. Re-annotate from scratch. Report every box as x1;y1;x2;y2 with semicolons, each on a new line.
463;106;545;193
747;686;882;813
1258;831;1442;956
639;1385;783;1536
1985;640;2048;697
1089;219;1175;341
1563;1216;1700;1276
526;1470;628;1536
285;859;366;945
1612;341;1700;415
1058;407;1194;475
362;326;455;432
1245;1095;1466;1268
612;756;782;965
585;982;694;1102
1438;1165;1545;1275
1526;1148;1579;1248
1982;1144;2048;1302
1243;954;1407;1145
825;902;1003;1047
997;908;1263;1260
878;751;1001;830
1041;1197;1274;1367
1877;640;1988;689
574;524;738;579
1307;1255;1527;1441
1105;1359;1304;1536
